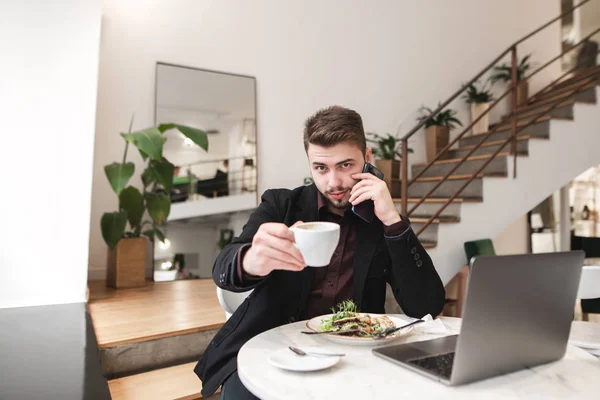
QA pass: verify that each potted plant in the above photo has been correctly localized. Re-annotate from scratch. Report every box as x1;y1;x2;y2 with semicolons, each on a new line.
101;120;208;289
418;105;463;163
366;132;413;197
488;54;532;107
462;81;494;135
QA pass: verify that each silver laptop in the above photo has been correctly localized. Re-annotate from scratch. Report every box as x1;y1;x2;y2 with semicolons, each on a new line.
372;251;585;386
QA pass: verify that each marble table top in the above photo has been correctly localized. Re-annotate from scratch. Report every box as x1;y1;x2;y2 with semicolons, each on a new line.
238;316;600;399
570;321;600;351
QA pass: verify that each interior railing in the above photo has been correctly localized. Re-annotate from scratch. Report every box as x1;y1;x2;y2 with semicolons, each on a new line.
399;0;600;237
171;155;257;204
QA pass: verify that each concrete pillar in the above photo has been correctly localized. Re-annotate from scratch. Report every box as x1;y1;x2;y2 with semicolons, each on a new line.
560;185;571;251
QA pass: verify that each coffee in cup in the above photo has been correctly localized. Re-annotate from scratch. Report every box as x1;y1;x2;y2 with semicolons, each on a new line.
290;222;340;267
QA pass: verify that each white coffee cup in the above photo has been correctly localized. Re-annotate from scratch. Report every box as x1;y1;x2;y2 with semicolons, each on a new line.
290;222;340;267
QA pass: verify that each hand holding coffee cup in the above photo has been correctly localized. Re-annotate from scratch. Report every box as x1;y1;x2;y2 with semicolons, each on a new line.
290;222;341;267
242;222;307;277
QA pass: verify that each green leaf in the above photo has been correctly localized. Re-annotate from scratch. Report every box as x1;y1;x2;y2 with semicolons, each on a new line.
159;123;208;152
101;211;127;248
104;162;135;195
142;229;155;242
154;226;166;243
119;186;144;228
157;123;177;133
176;125;209;151
145;192;171;225
147;159;175;193
121;127;165;161
142;167;155;187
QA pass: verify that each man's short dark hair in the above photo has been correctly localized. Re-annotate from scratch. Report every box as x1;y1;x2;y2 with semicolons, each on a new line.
303;106;366;155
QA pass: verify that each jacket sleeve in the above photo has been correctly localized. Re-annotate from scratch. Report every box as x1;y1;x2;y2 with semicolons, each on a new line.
212;190;281;292
384;218;446;318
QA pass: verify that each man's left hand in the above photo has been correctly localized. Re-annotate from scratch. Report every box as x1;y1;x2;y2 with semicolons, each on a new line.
349;172;401;226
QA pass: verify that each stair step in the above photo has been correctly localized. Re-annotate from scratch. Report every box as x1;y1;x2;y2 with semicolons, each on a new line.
410;216;459;223
448;139;529;159
88;280;225;379
392;197;483;204
410;217;442;223
414;172;507;181
521;82;597;110
545;65;600;93
408;220;438;242
108;362;217;400
411;154;508;179
394;197;473;222
509;101;575;121
458;118;551;148
407;177;484;199
422;242;437;249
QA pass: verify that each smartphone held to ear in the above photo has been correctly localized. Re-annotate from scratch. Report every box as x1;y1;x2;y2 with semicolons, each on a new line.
351;162;384;223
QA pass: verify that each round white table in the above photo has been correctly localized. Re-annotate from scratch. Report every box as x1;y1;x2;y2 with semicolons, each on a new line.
238;316;600;399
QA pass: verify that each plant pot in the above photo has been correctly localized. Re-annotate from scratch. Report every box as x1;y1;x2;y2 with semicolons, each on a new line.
106;237;148;289
470;102;491;135
374;159;402;198
510;80;529;109
425;125;450;163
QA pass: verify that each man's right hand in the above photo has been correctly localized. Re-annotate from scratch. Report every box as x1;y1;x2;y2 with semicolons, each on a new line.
242;222;307;277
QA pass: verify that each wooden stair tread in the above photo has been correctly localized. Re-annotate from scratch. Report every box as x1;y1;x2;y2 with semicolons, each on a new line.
538;81;599;103
520;83;597;111
496;114;572;130
108;362;214;400
408;217;440;224
545;65;600;92
88;280;226;349
415;172;507;181
409;217;458;224
515;98;578;118
467;115;553;140
411;215;460;223
455;135;548;151
413;152;527;167
422;242;437;249
392;172;507;182
393;197;483;203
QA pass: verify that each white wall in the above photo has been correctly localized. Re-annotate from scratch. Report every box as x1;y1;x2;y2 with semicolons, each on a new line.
0;1;102;308
89;0;560;278
493;215;530;255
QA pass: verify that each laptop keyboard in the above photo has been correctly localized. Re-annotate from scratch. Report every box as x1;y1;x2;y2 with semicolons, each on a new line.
407;352;455;379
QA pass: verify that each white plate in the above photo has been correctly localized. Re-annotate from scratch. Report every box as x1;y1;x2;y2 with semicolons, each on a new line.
305;313;414;347
268;347;340;372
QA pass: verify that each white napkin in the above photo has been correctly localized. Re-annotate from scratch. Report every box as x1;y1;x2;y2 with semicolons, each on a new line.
410;314;448;334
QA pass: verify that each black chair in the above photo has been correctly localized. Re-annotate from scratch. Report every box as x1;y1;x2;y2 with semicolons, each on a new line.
196;170;229;198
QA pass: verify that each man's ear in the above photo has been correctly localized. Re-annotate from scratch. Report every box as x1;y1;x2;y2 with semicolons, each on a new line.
365;147;373;164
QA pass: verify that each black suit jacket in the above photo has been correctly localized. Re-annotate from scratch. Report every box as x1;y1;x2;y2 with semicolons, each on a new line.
195;184;445;396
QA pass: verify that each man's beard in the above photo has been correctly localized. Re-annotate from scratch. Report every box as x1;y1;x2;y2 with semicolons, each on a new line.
324;187;353;210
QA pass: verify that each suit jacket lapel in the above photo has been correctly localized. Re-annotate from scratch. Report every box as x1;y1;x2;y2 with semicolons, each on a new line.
294;185;319;314
353;218;382;308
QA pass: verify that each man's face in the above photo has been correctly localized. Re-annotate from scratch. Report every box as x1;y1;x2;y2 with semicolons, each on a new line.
307;142;372;212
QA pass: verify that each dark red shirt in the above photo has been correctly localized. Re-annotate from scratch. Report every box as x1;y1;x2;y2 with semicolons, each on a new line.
303;195;357;318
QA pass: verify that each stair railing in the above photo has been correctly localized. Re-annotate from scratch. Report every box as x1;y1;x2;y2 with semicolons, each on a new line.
398;0;600;237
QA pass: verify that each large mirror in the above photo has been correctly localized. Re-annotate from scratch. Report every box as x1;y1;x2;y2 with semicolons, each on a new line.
153;63;257;282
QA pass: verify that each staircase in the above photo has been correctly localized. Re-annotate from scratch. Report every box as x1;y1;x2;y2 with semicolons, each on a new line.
395;65;600;285
87;280;225;399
